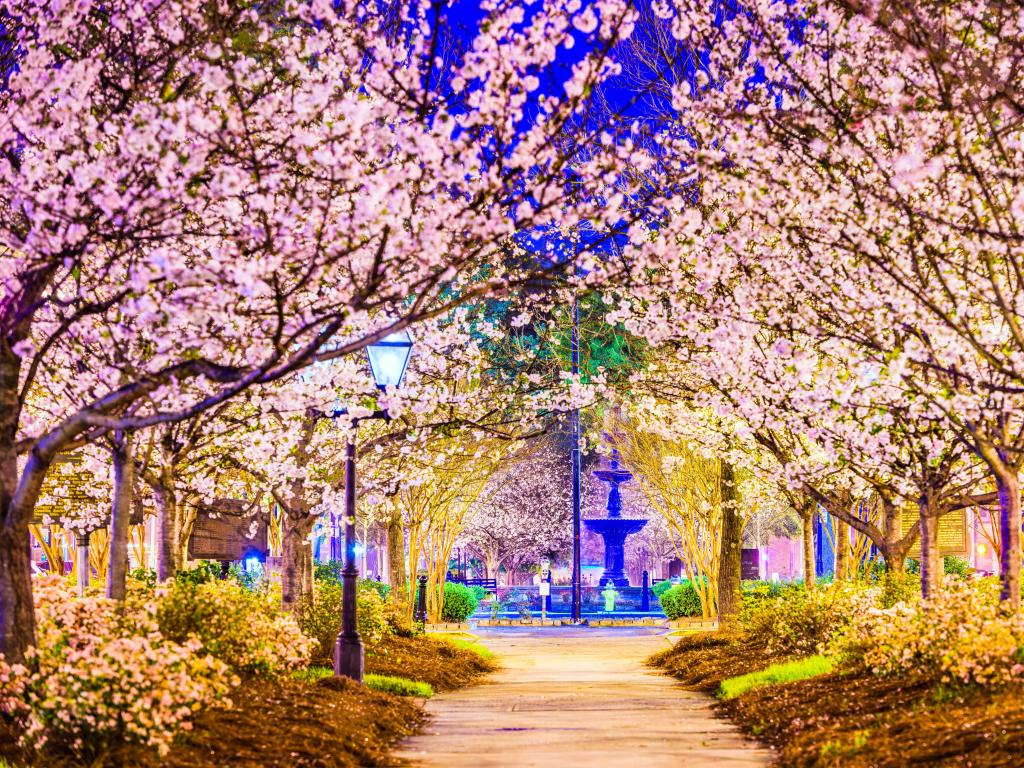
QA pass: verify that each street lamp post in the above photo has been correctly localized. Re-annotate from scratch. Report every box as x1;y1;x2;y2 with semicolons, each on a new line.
333;331;413;682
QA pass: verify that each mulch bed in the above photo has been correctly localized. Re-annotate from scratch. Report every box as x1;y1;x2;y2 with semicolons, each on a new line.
366;633;497;691
651;631;1024;767
2;633;497;768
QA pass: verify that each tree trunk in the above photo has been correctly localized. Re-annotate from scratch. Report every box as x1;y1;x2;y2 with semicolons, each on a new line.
281;524;306;611
801;505;815;591
996;469;1021;609
152;470;178;581
717;462;743;628
387;511;407;599
834;516;849;581
918;500;942;598
107;431;133;600
280;515;316;611
0;349;37;661
881;498;907;572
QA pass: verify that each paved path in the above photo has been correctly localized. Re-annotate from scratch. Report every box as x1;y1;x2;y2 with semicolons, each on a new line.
394;626;772;768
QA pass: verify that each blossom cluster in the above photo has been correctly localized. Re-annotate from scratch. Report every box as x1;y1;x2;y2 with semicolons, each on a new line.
835;579;1024;687
742;581;886;657
0;577;236;758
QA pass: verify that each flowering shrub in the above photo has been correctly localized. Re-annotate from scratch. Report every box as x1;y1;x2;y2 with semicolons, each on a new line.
834;578;1024;687
156;579;315;677
296;581;391;667
742;581;884;656
0;576;235;759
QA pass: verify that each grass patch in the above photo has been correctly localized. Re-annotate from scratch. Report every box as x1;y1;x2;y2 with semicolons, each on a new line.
719;655;833;700
294;667;434;697
430;633;494;660
365;674;434;698
291;666;333;683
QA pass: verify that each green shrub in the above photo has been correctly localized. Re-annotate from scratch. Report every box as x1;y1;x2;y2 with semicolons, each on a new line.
173;561;221;585
880;570;920;607
943;556;973;579
314;559;344;583
659;580;704;618
719;655;834;699
441;582;479;622
296;581;391;666
361;578;392;600
156;579;314;677
651;579;675;597
364;674;434;697
128;567;157;589
469;585;487;602
227;561;263;591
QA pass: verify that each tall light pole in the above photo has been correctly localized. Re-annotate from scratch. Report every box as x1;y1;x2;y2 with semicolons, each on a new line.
570;263;582;623
334;330;413;682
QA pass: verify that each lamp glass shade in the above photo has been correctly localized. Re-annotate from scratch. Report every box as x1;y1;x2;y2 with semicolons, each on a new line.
366;331;413;388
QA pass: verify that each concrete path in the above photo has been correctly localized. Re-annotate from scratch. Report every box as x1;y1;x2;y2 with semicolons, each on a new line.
394;626;772;768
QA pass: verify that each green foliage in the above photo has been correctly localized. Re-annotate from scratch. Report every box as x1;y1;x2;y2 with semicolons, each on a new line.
314;559;345;583
659;580;704;619
904;556;972;580
719;655;834;699
441;582;479;622
173;561;221;585
127;567;156;589
943;556;973;579
361;578;392;600
227;561;263;591
651;579;675;598
469;585;487;602
296;581;392;667
364;674;434;698
880;570;920;608
156;579;314;677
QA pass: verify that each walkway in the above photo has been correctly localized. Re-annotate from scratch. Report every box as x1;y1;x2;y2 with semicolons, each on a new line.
394;626;772;768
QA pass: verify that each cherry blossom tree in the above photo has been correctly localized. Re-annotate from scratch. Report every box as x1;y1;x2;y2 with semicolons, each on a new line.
0;0;676;659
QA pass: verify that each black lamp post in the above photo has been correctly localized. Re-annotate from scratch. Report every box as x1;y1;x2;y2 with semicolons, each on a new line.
334;330;413;682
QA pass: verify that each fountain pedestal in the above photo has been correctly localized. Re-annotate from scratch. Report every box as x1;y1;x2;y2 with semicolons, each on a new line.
584;452;647;588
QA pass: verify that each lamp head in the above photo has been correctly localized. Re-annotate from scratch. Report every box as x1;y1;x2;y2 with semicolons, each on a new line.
366;330;413;389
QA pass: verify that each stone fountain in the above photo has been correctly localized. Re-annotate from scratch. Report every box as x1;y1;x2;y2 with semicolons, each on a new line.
584;451;648;587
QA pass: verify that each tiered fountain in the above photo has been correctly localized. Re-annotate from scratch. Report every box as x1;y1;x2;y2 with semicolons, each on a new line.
584;451;647;587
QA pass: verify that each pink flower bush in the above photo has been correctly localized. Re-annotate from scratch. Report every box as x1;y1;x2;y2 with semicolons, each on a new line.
0;577;237;758
835;578;1024;687
155;579;316;677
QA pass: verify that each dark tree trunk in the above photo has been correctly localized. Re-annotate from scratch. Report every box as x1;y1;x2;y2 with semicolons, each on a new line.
801;504;815;591
107;431;133;600
717;462;743;628
0;350;38;661
918;498;942;598
996;469;1021;608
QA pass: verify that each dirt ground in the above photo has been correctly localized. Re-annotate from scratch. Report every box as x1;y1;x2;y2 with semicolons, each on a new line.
652;631;1024;767
366;634;496;692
